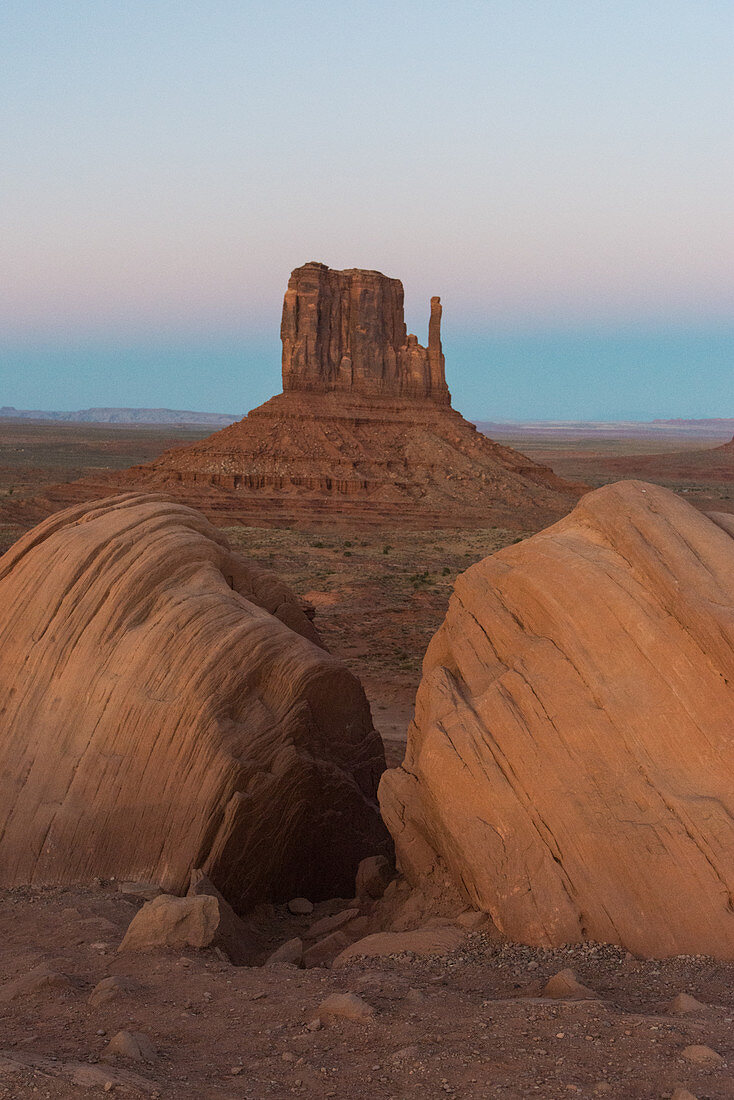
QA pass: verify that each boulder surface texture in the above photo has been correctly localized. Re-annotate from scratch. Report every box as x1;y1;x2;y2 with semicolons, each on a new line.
380;481;734;958
0;493;388;909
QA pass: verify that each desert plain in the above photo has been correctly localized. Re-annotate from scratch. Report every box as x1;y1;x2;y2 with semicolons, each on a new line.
1;264;734;1100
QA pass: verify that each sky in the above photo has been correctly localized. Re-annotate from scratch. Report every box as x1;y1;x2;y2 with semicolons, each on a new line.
1;0;732;419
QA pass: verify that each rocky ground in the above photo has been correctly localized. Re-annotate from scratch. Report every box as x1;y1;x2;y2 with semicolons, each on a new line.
2;884;734;1098
3;422;734;1098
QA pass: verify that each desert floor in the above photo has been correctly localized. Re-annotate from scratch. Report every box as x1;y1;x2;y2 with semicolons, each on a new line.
1;420;733;1099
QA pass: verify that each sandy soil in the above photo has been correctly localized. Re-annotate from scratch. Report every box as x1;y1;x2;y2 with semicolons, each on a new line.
2;420;734;1098
4;884;734;1099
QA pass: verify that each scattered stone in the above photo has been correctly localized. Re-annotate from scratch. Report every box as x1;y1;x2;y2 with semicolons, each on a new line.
118;894;220;953
103;1031;156;1063
0;966;72;1003
303;931;351;968
264;937;303;968
681;1044;723;1065
88;975;137;1007
333;924;465;966
288;898;314;915
542;969;599;1001
669;992;707;1015
355;855;393;901
308;908;360;940
315;992;375;1022
454;909;489;930
186;869;257;965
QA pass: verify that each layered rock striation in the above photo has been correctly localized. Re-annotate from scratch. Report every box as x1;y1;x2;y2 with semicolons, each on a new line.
380;481;734;958
0;494;389;908
1;263;582;532
281;262;449;402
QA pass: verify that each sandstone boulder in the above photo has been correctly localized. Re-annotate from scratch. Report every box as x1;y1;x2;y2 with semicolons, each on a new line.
380;481;734;958
0;494;388;908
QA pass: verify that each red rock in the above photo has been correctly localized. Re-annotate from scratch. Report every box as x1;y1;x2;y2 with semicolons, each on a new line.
681;1045;722;1065
186;869;258;964
118;895;221;953
332;924;465;966
264;937;303;968
542;969;598;1000
0;264;583;533
307;908;360;939
380;481;734;958
102;1031;156;1062
355;854;393;901
313;991;375;1022
302;930;351;968
0;494;388;908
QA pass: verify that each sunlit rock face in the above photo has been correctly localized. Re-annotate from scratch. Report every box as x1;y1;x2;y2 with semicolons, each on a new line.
381;481;734;958
0;493;389;910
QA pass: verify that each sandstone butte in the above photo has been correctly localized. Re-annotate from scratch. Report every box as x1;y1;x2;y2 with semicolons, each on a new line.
1;262;583;532
0;493;389;907
380;480;734;959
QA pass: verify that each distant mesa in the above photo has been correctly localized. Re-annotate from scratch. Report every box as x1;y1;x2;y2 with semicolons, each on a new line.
0;406;238;426
380;481;734;958
0;262;584;531
0;494;389;906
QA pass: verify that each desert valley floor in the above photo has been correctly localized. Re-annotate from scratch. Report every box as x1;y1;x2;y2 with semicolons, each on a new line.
1;419;734;1099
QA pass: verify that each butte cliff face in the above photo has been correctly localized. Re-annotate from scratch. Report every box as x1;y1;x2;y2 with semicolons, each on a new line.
281;262;450;403
0;263;583;532
379;481;734;958
0;493;389;908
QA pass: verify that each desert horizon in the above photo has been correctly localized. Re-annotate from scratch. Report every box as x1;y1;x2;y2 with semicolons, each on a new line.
1;3;733;1098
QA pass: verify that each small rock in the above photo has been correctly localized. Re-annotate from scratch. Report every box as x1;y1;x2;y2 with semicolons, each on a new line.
315;992;375;1022
405;987;426;1005
118;894;220;953
282;1052;297;1062
305;1017;322;1031
303;931;350;968
333;924;465;966
88;975;137;1007
355;855;393;901
671;1089;699;1100
681;1044;723;1065
0;966;72;1003
230;1066;244;1075
542;968;598;1001
264;937;303;968
669;992;706;1015
454;909;489;930
287;897;313;915
308;908;360;940
103;1030;156;1063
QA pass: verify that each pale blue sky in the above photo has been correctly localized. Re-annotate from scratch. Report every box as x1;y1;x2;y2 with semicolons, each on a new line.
1;1;732;417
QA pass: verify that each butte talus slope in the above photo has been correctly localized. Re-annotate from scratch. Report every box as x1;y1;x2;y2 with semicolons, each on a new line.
380;481;734;959
2;263;583;530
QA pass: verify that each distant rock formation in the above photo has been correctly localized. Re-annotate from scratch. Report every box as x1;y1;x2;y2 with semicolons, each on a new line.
0;494;389;908
380;481;734;958
0;406;238;425
281;262;450;402
0;263;584;532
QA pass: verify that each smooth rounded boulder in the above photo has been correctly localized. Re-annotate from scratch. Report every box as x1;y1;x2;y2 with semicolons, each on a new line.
380;481;734;958
0;493;389;909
